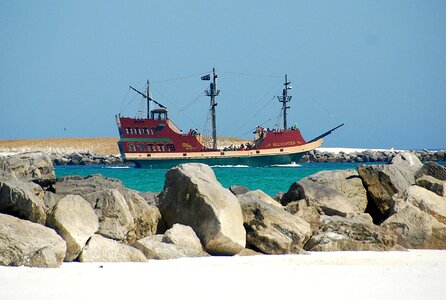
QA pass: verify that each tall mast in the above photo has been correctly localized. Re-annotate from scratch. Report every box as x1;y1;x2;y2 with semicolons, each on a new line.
205;67;220;149
146;80;150;119
277;74;292;130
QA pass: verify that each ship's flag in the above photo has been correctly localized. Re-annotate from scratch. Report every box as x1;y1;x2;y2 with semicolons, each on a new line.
201;74;210;81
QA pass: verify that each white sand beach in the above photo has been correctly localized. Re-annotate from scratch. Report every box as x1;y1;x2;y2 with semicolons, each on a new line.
1;250;445;300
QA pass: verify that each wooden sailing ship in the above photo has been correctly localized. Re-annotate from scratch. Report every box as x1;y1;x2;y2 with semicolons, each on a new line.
116;68;342;168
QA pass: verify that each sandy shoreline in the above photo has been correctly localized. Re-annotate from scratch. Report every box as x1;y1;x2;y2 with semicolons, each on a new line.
1;250;445;300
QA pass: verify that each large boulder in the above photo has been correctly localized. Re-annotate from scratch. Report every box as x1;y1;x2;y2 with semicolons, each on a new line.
286;200;322;233
124;190;161;243
382;204;446;249
237;193;312;254
79;234;146;262
401;185;446;225
416;175;445;197
0;176;46;224
54;174;127;198
358;152;423;218
238;190;283;208
0;213;66;267
84;189;135;241
46;195;99;261
162;223;204;252
284;170;367;213
158;163;246;255
415;162;446;181
132;234;208;260
0;152;55;187
304;214;398;251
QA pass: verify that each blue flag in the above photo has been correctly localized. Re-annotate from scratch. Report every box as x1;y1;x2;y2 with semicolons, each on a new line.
201;74;210;81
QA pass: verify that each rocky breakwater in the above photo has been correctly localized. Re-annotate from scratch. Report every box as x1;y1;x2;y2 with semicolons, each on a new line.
2;151;446;268
49;151;122;166
301;149;446;163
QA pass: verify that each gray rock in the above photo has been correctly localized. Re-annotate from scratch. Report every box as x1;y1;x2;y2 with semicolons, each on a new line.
54;174;126;198
132;234;208;260
285;169;368;213
415;162;446;181
0;177;46;224
159;163;246;255
305;214;398;251
229;185;250;195
286;200;322;233
281;178;358;217
84;189;135;241
402;185;446;225
138;192;159;206
0;213;66;267
162;224;203;251
0;152;55;188
358;152;423;217
46;195;99;261
79;234;146;262
416;175;445;197
237;193;311;254
239;190;283;208
382;204;446;249
125;190;161;243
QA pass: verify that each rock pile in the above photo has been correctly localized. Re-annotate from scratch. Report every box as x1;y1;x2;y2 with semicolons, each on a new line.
50;151;122;166
1;151;446;268
301;149;446;163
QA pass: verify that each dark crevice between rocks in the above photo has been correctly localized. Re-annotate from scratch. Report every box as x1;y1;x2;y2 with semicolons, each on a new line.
364;195;389;225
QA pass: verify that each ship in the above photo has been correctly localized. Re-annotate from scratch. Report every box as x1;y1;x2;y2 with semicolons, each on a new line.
116;68;343;168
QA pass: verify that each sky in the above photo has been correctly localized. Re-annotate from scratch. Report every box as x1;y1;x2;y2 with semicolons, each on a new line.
1;0;445;149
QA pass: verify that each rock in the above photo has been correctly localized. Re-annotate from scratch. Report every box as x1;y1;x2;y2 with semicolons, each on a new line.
159;163;246;255
237;193;311;254
124;190;161;243
229;185;250;195
54;174;126;198
237;248;263;256
162;224;203;251
238;190;283;208
382;204;446;249
402;185;446;225
43;191;63;213
79;234;146;262
416;175;445;197
281;178;358;217
0;213;66;267
284;169;367;213
84;189;135;241
304;214;398;251
358;152;423;218
0;177;46;224
415;162;446;181
132;234;208;260
46;195;99;261
138;192;159;206
273;192;285;202
286;200;322;233
0;152;55;188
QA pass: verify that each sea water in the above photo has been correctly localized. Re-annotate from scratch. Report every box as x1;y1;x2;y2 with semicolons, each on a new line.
55;162;373;196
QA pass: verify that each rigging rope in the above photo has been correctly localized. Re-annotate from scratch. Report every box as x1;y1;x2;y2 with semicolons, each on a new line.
178;91;204;112
153;72;209;84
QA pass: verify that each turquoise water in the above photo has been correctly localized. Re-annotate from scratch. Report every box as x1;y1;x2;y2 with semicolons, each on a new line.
55;162;371;196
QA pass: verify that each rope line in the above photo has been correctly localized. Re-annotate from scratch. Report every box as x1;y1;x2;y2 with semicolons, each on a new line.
153;72;209;83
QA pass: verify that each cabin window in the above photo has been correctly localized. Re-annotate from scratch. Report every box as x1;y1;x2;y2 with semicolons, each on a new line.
128;144;135;152
148;144;155;152
167;144;175;152
157;144;165;151
135;128;141;135
125;128;131;134
136;144;144;152
143;128;149;135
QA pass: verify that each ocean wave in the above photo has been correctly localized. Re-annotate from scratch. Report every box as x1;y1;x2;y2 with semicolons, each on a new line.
211;165;249;168
270;162;301;168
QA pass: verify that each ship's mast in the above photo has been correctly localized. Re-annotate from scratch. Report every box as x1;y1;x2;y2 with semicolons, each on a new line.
205;68;220;149
146;80;150;119
277;74;292;130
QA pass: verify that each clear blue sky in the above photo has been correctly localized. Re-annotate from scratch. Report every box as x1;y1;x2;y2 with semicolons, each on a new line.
1;0;445;149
